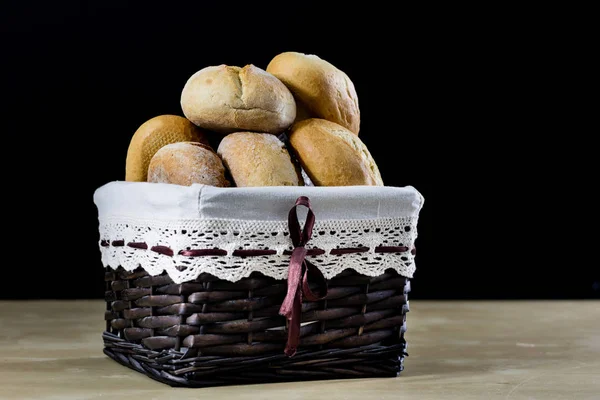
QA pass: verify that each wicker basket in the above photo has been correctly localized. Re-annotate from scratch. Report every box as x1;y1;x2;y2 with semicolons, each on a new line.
95;182;422;387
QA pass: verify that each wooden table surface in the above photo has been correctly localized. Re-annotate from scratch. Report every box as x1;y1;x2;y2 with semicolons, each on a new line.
0;300;598;399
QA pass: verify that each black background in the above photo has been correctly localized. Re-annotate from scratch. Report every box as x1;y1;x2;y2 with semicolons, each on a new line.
2;2;596;299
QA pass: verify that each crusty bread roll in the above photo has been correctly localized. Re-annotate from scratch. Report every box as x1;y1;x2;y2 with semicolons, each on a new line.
181;64;296;134
217;132;303;187
288;118;383;186
125;115;209;182
147;142;230;187
266;52;360;134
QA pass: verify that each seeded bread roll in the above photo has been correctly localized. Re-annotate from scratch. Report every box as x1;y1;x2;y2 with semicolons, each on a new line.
125;115;210;182
266;52;360;134
217;132;303;187
147;142;230;187
181;64;296;134
288;118;383;186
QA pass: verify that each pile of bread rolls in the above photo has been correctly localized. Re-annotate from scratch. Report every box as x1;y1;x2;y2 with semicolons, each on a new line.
125;52;383;187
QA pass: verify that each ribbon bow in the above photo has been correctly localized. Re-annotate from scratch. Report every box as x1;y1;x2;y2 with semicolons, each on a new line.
279;196;328;357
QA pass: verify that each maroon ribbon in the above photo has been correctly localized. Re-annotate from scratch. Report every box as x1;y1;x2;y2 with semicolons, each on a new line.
279;196;328;357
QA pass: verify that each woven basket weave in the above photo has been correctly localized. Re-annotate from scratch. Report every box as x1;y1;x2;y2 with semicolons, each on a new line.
103;266;410;387
96;182;421;387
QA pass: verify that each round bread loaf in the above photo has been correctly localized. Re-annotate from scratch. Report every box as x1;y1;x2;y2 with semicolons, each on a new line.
217;132;303;187
125;114;209;182
181;64;296;134
266;52;360;134
288;118;383;186
147;142;230;187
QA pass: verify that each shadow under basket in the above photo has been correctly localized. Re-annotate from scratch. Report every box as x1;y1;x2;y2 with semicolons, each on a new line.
103;266;410;388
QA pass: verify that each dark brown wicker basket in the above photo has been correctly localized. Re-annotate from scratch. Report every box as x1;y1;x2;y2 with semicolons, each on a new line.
103;266;410;387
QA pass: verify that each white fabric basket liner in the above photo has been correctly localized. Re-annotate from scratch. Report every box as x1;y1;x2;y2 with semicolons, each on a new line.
94;182;425;284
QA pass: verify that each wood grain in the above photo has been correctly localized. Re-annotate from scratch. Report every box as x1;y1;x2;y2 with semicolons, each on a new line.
0;300;598;399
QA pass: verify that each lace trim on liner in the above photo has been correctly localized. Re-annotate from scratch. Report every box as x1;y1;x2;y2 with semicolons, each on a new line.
98;217;419;284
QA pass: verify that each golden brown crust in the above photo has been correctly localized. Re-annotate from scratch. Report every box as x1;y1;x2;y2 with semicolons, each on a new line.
288;119;383;186
217;132;303;187
180;64;296;134
147;142;230;187
125;115;210;182
266;52;360;134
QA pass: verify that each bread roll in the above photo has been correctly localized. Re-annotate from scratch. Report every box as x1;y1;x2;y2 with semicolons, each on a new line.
266;52;360;134
147;142;230;187
125;114;209;182
288;119;383;186
181;64;296;134
217;132;303;187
